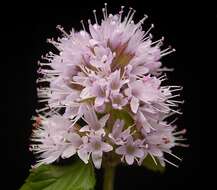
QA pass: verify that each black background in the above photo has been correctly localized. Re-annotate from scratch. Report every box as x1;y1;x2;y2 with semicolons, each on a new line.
4;0;212;189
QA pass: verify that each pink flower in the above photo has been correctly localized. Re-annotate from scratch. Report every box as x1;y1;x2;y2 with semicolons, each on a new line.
125;76;174;114
109;70;128;92
110;93;128;110
116;136;144;165
47;77;73;107
81;106;110;132
135;111;155;133
91;79;110;107
108;119;131;145
89;45;114;74
139;121;187;167
78;133;113;169
30;115;82;166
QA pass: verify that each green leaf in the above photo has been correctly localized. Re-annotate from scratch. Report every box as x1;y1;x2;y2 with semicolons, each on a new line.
142;155;165;173
20;159;96;190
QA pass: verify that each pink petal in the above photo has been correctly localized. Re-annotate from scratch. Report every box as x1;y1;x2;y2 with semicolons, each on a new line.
126;135;134;144
131;66;149;75
68;133;82;147
134;149;144;158
95;96;105;107
61;146;76;158
95;128;106;136
92;151;103;169
78;148;89;164
99;114;110;128
150;147;163;157
42;152;61;164
125;155;134;165
115;146;126;155
130;96;139;113
101;142;113;152
112;119;124;137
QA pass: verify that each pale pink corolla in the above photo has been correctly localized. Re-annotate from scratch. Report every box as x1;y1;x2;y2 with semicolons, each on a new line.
116;136;144;165
78;133;113;169
108;119;131;145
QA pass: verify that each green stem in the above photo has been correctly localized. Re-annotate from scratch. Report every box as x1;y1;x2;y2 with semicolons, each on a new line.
103;166;115;190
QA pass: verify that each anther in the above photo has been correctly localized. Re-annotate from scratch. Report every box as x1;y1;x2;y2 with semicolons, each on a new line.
88;19;92;25
139;14;148;24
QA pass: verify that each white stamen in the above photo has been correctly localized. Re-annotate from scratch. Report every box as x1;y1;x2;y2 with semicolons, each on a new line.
161;46;171;53
168;85;182;88
104;3;108;19
173;129;187;135
119;6;125;22
150;154;158;165
37;62;51;67
169;87;183;93
144;24;154;37
56;25;69;37
165;151;182;161
158;73;167;80
139;14;148;25
127;9;136;25
102;8;106;20
151;36;164;46
170;109;183;115
36;106;50;113
125;7;133;22
36;77;54;83
163;158;179;168
46;38;60;49
93;10;98;25
169;100;185;104
158;67;174;72
175;138;187;141
143;34;152;41
175;143;189;147
161;48;176;57
80;20;86;31
169;117;178;125
38;99;49;103
168;94;180;99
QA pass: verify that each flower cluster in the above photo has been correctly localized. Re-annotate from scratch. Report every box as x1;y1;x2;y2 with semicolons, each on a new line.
31;5;187;169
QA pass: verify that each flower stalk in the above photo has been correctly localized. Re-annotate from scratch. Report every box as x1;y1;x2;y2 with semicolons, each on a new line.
103;165;116;190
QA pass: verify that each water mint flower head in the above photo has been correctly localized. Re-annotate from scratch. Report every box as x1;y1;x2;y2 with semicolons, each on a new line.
32;4;187;170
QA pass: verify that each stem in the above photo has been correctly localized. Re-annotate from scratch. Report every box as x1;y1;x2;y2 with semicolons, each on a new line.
103;166;115;190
